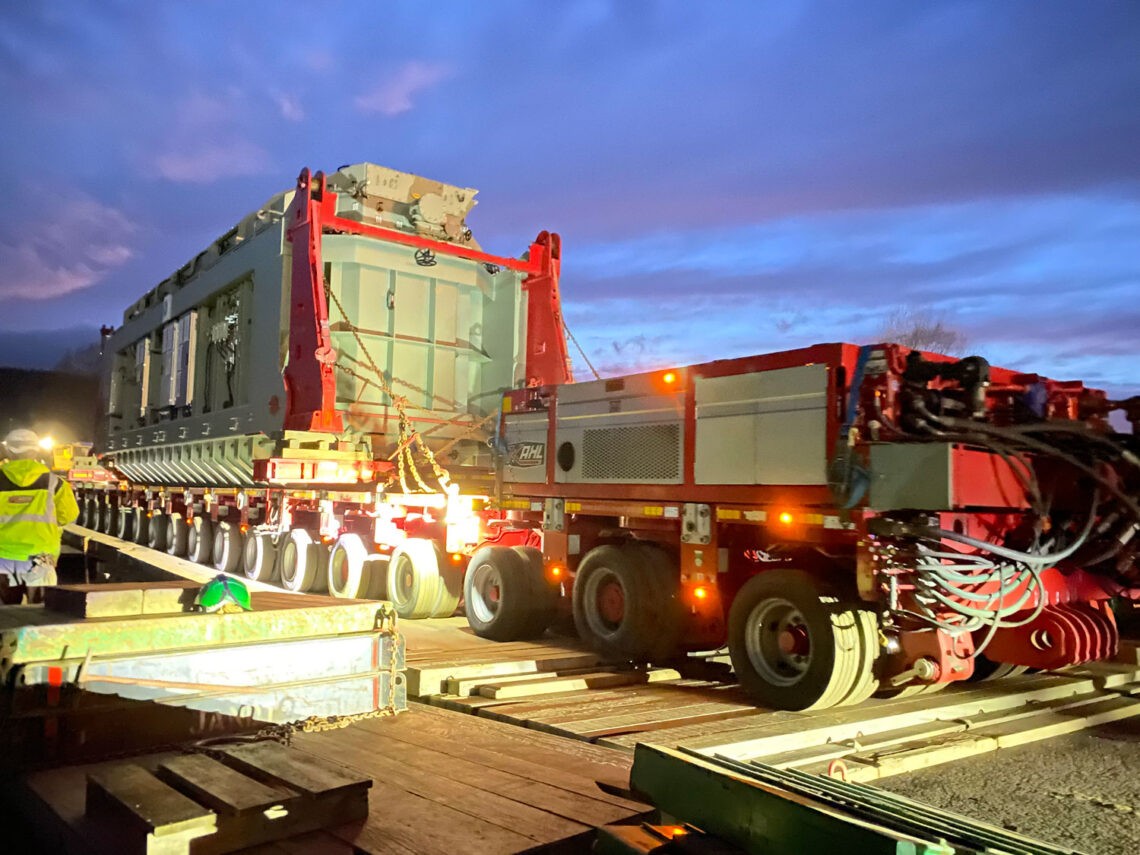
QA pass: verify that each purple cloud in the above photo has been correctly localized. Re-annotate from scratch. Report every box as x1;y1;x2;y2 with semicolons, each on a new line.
354;61;451;116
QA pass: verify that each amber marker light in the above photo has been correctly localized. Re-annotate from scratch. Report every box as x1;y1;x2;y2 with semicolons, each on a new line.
550;565;564;578
778;511;794;525
661;370;677;385
450;553;463;564
693;586;709;600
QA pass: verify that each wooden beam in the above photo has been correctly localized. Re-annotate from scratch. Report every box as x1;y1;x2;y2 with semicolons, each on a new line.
86;764;217;854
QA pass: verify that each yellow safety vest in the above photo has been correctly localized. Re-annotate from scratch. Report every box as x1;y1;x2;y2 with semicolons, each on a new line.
0;459;79;560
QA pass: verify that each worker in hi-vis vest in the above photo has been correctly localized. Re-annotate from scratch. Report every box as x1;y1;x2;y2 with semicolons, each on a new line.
0;429;78;604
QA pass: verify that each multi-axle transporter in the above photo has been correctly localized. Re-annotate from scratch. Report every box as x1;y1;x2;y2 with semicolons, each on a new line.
77;162;571;618
75;162;1140;711
482;345;1140;709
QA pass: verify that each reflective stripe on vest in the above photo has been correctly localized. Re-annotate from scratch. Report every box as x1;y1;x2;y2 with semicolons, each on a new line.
0;472;59;525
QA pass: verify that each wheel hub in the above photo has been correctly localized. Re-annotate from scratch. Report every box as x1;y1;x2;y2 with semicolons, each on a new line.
597;579;625;625
745;597;813;687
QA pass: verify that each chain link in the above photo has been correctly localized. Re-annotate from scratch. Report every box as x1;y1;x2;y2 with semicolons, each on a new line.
234;606;404;746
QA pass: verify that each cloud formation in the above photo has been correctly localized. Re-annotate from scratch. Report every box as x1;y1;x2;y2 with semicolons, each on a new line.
354;61;451;116
0;194;135;301
0;2;1134;397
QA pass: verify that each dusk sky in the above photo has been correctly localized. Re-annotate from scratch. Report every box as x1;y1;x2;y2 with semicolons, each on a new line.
1;2;1137;397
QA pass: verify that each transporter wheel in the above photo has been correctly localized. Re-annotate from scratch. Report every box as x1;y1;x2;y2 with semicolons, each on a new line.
242;532;278;582
77;497;92;527
131;508;150;545
280;529;328;593
969;655;1031;682
876;681;949;699
727;569;875;711
148;513;168;551
328;533;372;599
464;545;557;641
364;555;389;599
572;543;680;662
212;522;244;574
187;517;214;564
95;501;111;534
166;514;189;557
115;506;135;541
434;550;464;618
387;539;450;620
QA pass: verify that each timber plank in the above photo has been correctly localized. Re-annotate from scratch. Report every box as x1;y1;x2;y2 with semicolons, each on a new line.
86;764;217;840
217;742;372;798
156;753;296;815
352;708;641;806
290;730;594;842
295;726;638;826
45;582;203;619
479;668;682;699
341;786;536;855
407;652;602;697
682;672;1130;758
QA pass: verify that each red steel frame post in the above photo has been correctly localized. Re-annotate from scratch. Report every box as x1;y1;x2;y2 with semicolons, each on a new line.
283;166;573;433
283;168;343;432
521;231;573;387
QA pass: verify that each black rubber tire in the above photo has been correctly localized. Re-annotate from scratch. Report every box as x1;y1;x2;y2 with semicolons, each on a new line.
837;607;881;706
727;569;868;711
166;514;189;557
242;532;278;582
328;533;371;599
280;529;327;593
433;550;464;618
148;513;168;551
969;655;1031;682
876;681;949;699
212;523;244;574
78;497;92;527
116;506;135;541
572;543;679;662
464;545;555;641
624;542;682;660
386;539;446;619
364;556;389;599
131;509;150;545
188;517;214;565
96;501;113;533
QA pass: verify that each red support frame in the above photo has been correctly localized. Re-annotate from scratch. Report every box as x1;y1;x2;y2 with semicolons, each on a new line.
283;167;572;433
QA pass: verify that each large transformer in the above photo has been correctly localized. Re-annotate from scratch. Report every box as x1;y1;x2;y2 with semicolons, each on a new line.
81;163;570;614
103;163;564;487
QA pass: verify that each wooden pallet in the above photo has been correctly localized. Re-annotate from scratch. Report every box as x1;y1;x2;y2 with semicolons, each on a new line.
47;740;373;854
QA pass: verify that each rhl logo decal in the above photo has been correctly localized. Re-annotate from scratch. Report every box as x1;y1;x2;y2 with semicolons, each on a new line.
508;442;545;468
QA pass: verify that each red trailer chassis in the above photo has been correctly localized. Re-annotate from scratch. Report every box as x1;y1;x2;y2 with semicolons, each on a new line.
470;342;1140;710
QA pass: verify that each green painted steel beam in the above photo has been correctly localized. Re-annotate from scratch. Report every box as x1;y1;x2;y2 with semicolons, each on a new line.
0;601;393;671
630;744;950;855
627;744;1079;855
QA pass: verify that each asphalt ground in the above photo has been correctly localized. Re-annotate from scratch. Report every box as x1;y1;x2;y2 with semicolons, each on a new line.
881;716;1140;854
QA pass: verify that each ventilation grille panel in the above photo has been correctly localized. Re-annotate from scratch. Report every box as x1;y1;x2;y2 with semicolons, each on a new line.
581;423;681;481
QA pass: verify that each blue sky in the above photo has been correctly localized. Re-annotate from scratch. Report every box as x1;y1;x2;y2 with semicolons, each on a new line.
0;1;1137;396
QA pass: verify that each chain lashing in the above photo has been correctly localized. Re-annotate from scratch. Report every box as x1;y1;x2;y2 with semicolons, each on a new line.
249;606;404;745
327;287;452;494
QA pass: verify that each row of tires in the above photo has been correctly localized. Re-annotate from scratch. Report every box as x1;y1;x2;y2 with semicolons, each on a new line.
76;498;1029;710
75;498;559;634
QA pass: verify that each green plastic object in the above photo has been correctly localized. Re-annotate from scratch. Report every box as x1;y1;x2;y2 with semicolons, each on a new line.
196;574;252;613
